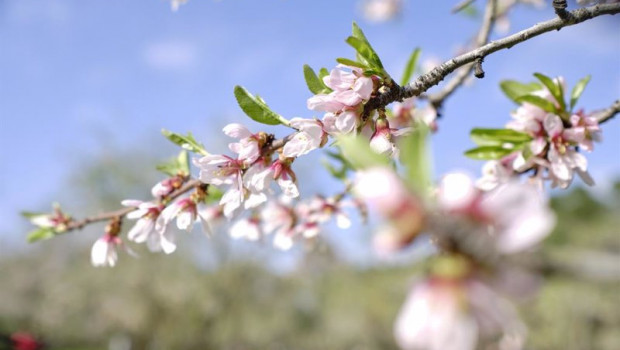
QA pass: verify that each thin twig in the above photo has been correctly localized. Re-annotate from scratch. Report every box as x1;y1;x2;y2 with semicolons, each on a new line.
428;0;497;108
452;0;477;13
595;99;620;123
363;2;620;111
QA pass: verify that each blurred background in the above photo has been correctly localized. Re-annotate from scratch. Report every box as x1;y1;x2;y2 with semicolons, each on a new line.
0;0;619;349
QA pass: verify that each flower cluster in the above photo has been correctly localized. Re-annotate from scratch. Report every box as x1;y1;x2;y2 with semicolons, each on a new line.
229;193;354;250
307;65;376;134
477;77;602;190
354;167;555;349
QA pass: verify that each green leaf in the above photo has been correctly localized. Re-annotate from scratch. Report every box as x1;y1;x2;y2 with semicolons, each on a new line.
470;128;532;146
21;211;47;220
156;150;190;176
464;146;514;160
206;186;224;204
534;73;565;111
161;129;209;155
400;48;421;86
346;36;383;70
303;64;331;95
233;85;289;126
27;227;55;243
335;57;369;70
348;22;384;70
516;95;558;114
318;68;329;80
570;75;591;110
499;80;542;104
336;134;390;170
398;125;432;196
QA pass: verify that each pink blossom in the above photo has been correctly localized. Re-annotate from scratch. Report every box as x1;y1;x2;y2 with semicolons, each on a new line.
306;94;346;113
395;276;525;350
248;158;299;198
229;217;262;241
322;110;360;135
151;175;184;198
90;234;122;267
563;111;602;152
438;173;555;254
361;0;402;22
223;123;263;165
261;199;297;250
354;167;425;253
122;199;165;252
476;159;516;191
544;114;592;187
155;195;217;252
369;117;411;158
282;118;328;158
194;154;244;187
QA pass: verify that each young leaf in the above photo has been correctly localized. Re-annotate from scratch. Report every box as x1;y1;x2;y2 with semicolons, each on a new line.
337;134;390;170
234;85;289;126
499;80;542;104
346;36;383;70
349;22;384;70
400;48;421;87
516;95;557;114
21;211;48;220
398;125;432;196
303;64;331;95
534;73;565;111
570;75;591;110
336;57;369;70
464;146;514;160
206;186;224;204
319;68;329;80
161;129;209;155
470;128;532;146
156;150;190;176
27;227;55;243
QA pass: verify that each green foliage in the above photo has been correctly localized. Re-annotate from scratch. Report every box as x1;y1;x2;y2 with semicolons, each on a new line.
534;72;565;111
570;75;591;110
322;150;352;181
161;129;209;156
339;22;387;78
336;134;390;170
233;85;290;126
515;94;558;114
499;80;542;104
398;125;432;196
26;227;55;243
303;64;332;95
464;145;515;160
464;128;530;160
400;48;421;86
469;128;532;146
156;150;190;177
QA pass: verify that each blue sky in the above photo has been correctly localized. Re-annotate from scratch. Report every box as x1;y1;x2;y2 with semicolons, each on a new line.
1;0;618;259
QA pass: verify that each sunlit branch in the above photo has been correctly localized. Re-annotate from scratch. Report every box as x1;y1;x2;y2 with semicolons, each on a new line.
364;2;620;113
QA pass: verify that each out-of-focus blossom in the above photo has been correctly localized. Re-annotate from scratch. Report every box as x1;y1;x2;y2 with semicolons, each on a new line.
476;158;516;191
361;0;402;22
395;270;526;350
122;199;165;252
151;175;184;198
91;234;122;267
230;217;262;241
354;167;425;253
248;158;299;199
438;173;555;254
563;111;602;152
170;0;188;12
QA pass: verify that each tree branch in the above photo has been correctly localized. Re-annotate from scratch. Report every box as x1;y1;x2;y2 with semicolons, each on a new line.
65;179;202;231
365;2;620;111
595;99;620;123
428;0;497;108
